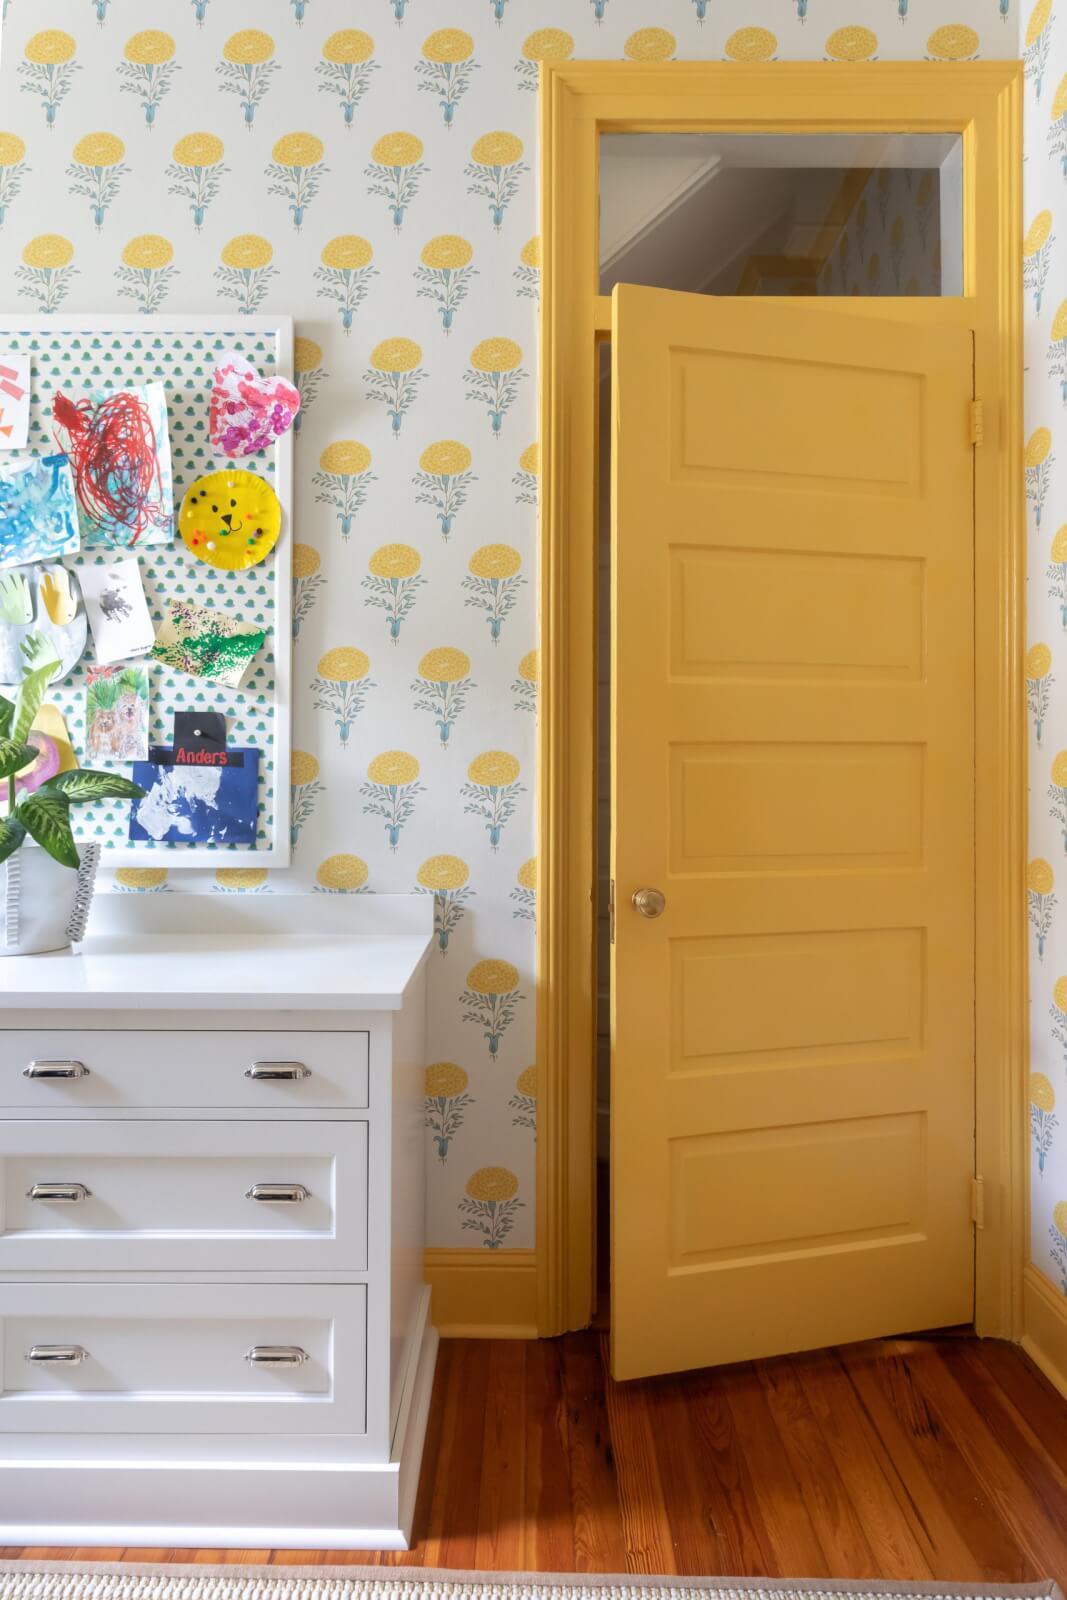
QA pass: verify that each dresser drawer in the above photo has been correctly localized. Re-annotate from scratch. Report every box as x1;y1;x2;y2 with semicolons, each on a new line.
0;1030;369;1111
0;1282;367;1434
0;1120;367;1273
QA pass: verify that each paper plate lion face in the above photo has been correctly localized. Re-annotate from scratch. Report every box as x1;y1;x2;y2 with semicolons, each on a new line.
178;468;281;571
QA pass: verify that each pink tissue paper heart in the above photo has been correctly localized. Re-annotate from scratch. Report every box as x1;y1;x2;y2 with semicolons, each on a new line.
209;352;300;458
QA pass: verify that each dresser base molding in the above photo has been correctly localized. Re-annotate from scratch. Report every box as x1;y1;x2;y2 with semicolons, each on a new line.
0;1290;438;1550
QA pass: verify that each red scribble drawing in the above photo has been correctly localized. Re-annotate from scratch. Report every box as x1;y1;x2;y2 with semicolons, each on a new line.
53;388;167;545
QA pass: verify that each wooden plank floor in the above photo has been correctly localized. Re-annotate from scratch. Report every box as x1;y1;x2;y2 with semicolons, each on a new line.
5;1331;1067;1582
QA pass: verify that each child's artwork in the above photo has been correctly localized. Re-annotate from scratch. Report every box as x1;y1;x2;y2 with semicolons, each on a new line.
52;383;174;549
210;351;300;458
0;562;87;691
129;746;260;845
179;468;281;572
86;662;150;763
14;704;78;797
0;453;80;570
79;556;154;665
0;355;31;449
151;598;266;689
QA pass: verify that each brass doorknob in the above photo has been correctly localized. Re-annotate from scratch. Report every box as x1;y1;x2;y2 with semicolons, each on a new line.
632;887;666;918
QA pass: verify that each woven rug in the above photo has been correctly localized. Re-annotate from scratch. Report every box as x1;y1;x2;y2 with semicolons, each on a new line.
0;1567;1061;1600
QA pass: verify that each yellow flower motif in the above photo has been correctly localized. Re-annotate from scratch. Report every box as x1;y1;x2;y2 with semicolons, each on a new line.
73;132;125;167
1031;1072;1056;1113
367;750;420;786
1027;428;1053;468
290;750;320;787
624;28;676;62
517;858;537;891
418;646;471;682
1027;644;1053;680
1027;0;1053;44
421;234;473;270
1054;975;1067;1014
1025;211;1054;256
1053;526;1067;565
520;236;541;270
215;867;268;889
467;751;520;788
1030;858;1055;895
470;131;524;167
724;27;777;62
293;338;323;375
426;1062;469;1096
316;853;369;891
522;29;574;63
172;132;225;168
420;440;472;476
317;647;370;683
926;24;979;60
115;867;167;889
418;854;470;891
1051;300;1067;344
826;26;878;61
323;30;375;65
321;235;373;270
21;235;74;269
223;30;275;66
470;337;523;374
319;440;371;476
1054;1199;1067;1238
121;234;173;270
369;543;421;579
124;30;176;66
24;30;77;65
220;234;272;270
292;542;321;580
469;544;521;580
423;29;474;64
517;649;538;684
1052;74;1067;122
465;1165;519;1202
370;337;422;373
516;1064;537;1098
0;134;27;167
271;132;325;169
371;131;424;168
519;442;539;476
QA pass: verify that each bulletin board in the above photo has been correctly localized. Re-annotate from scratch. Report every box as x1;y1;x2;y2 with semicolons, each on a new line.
0;315;293;868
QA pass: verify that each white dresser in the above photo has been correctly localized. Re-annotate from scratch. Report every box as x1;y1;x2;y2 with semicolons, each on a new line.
0;892;436;1551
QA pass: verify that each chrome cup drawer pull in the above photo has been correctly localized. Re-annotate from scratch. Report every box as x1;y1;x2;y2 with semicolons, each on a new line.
245;1183;310;1203
245;1345;309;1368
23;1060;89;1080
245;1062;311;1081
26;1345;88;1365
26;1182;91;1203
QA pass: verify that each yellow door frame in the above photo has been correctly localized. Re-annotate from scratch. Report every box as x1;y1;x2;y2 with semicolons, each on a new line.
536;60;1025;1341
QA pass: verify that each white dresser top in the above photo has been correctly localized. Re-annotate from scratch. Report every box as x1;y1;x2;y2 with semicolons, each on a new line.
0;893;433;1012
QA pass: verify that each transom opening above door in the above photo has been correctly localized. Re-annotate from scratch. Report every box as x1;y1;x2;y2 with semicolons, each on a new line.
598;132;963;298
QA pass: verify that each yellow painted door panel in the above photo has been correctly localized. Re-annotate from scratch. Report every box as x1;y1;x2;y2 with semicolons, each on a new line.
610;284;975;1382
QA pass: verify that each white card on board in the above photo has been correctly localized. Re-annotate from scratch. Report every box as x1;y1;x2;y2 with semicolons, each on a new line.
80;557;154;665
0;354;30;449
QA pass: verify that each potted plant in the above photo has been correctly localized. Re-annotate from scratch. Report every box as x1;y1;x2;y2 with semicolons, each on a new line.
0;647;145;955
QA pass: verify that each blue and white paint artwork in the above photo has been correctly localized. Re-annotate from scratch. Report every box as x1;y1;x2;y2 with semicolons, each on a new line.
0;453;80;569
129;747;260;845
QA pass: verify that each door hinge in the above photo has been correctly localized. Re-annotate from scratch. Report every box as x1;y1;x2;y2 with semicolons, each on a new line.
971;1175;985;1229
969;399;985;447
608;878;615;946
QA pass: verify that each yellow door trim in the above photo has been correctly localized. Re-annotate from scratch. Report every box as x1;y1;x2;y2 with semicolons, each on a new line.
537;59;1025;1341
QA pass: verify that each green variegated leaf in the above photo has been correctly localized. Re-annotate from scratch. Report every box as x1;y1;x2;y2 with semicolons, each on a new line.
0;814;26;866
39;770;147;805
16;791;79;870
0;696;13;741
0;739;41;781
12;655;60;745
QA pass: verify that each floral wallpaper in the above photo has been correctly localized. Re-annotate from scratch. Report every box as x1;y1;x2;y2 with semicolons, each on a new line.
0;0;1020;1254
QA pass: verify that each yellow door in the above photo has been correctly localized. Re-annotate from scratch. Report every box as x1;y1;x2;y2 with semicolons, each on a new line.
610;284;976;1381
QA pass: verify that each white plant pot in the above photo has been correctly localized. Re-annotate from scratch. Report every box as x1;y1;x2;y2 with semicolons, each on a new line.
1;843;101;956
